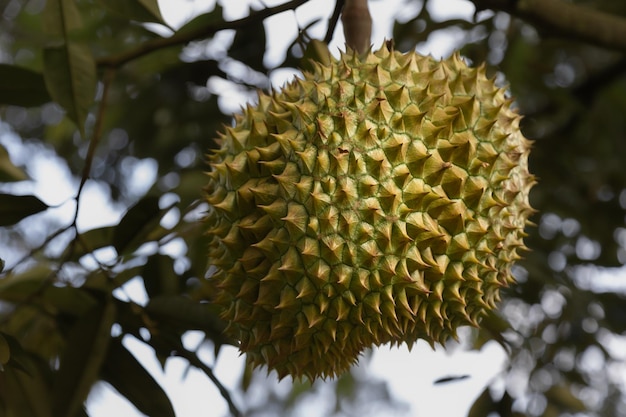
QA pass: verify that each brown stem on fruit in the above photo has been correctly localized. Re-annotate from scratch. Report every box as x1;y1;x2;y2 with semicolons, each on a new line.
341;0;372;54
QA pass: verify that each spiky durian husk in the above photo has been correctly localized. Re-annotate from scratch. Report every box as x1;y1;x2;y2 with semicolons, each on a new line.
205;44;535;380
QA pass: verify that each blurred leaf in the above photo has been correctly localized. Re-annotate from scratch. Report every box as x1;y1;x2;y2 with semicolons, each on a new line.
0;257;4;273
0;332;34;376
474;309;513;351
0;194;48;226
143;254;179;298
64;225;115;262
0;267;97;316
43;44;96;136
175;4;223;37
52;299;116;417
99;0;167;25
40;286;97;316
0;144;29;182
0;360;53;417
467;389;493;417
42;0;96;135
0;64;51;107
101;338;175;417
230;9;267;73
0;333;10;369
545;384;586;412
83;265;143;292
0;264;52;300
145;295;226;335
112;195;161;255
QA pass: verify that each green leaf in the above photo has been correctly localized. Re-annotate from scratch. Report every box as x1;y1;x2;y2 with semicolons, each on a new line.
544;384;587;412
467;387;496;417
99;0;167;25
175;5;223;37
101;338;175;417
40;286;98;316
0;144;29;182
143;254;179;298
112;195;162;255
42;0;96;136
53;299;116;417
230;12;267;73
146;295;226;335
0;64;51;107
0;194;48;226
0;333;34;376
0;266;97;315
0;361;53;417
0;257;4;273
0;333;10;368
43;44;96;136
83;265;142;292
0;264;53;301
62;225;115;262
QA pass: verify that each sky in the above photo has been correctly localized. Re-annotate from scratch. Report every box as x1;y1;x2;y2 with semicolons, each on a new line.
86;1;513;417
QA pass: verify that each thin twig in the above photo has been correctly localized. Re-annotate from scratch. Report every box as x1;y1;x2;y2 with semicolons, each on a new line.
175;345;243;417
73;67;115;226
97;0;310;69
324;0;345;44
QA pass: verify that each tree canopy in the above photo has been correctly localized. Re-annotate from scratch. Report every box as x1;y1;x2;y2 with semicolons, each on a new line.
1;0;626;416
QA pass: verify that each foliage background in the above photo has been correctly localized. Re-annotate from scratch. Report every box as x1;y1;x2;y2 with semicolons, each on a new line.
1;0;626;416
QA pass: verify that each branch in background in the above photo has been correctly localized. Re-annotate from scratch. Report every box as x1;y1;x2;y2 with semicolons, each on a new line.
324;0;345;44
97;0;310;69
175;345;242;417
471;0;626;52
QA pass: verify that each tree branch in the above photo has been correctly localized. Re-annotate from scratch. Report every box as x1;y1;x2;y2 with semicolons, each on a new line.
96;0;310;69
174;345;242;417
471;0;626;52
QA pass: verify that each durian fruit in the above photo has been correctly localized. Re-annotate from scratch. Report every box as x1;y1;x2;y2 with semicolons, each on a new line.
205;43;535;380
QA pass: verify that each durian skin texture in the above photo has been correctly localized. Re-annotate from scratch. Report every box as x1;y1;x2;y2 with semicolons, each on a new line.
205;44;535;380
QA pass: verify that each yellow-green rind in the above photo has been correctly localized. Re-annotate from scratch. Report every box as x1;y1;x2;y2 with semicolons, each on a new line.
205;44;535;380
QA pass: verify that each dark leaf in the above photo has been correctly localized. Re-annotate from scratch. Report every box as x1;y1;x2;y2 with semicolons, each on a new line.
52;299;116;417
112;195;161;255
229;9;267;74
143;254;179;298
0;332;35;376
0;194;48;226
544;384;586;412
63;225;115;262
0;144;29;182
467;387;495;417
42;0;96;135
0;333;10;368
0;64;51;107
0;359;53;417
101;338;175;417
175;4;224;37
43;44;96;136
99;0;167;25
145;295;226;336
